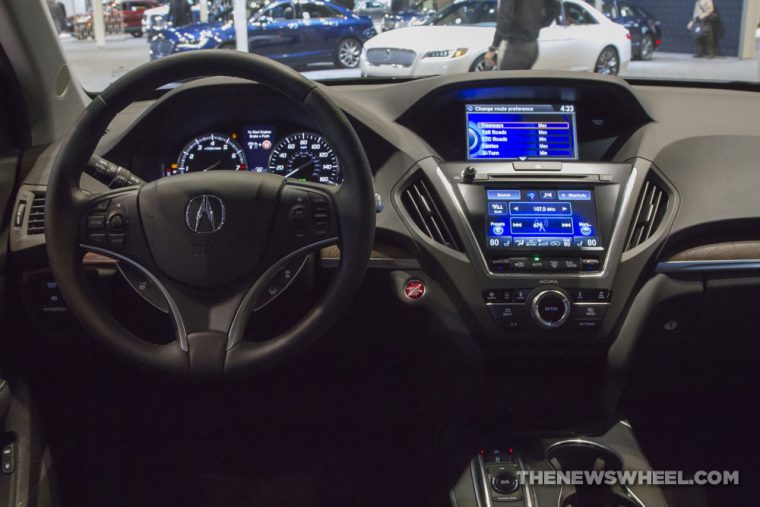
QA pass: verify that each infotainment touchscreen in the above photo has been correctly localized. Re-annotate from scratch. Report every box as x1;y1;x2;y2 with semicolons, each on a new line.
485;188;603;250
466;104;578;161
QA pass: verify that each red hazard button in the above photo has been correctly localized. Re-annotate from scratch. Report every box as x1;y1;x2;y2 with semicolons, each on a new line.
403;279;426;300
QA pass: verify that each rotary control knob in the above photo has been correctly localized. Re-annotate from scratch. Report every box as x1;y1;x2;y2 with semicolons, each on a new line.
463;166;477;182
491;471;519;494
530;289;571;329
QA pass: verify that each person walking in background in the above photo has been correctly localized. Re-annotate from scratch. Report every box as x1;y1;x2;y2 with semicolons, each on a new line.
485;0;559;71
688;0;717;58
169;0;193;28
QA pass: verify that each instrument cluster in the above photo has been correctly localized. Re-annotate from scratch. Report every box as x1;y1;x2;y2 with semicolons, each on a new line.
164;125;342;185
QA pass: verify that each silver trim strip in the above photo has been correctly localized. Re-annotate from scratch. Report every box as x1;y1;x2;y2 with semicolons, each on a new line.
81;244;189;351
476;455;494;507
657;259;760;273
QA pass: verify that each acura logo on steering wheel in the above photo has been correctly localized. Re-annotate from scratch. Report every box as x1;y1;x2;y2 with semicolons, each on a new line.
185;194;226;234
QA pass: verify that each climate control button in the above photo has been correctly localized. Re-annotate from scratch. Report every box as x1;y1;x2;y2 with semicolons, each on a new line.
530;289;571;329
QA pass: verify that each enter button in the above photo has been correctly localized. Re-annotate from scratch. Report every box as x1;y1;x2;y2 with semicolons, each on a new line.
573;303;609;320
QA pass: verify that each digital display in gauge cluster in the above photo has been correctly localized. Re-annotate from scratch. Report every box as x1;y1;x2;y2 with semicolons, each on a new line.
164;125;342;185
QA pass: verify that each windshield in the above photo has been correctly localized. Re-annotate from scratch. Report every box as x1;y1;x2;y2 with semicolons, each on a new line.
45;0;760;91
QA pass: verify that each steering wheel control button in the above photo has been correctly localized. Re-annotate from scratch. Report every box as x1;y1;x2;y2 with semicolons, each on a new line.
491;471;519;494
291;206;307;231
93;199;110;212
254;257;308;310
531;289;571;329
108;214;125;232
487;304;525;329
87;215;106;230
573;303;609;320
309;192;331;234
118;263;170;314
87;233;107;246
403;279;426;301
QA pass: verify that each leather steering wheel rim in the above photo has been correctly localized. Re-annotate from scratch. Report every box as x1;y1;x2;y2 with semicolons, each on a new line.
46;51;375;377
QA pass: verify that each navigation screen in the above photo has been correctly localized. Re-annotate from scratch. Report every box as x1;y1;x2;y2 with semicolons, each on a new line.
485;188;603;250
466;104;578;161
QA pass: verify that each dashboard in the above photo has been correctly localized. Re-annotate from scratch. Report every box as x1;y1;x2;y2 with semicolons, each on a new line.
10;71;760;359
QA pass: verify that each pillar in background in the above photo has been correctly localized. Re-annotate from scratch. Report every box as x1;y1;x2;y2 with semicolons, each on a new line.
234;0;248;52
739;0;760;58
200;0;209;23
91;0;106;48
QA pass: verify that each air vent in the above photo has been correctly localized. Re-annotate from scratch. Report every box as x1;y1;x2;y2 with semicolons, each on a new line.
26;192;46;235
625;177;668;250
401;173;462;251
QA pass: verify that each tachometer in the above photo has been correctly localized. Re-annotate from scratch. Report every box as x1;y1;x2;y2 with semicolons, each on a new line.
268;132;341;184
173;133;247;175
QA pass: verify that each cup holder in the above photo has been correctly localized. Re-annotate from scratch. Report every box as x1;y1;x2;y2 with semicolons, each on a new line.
546;440;644;507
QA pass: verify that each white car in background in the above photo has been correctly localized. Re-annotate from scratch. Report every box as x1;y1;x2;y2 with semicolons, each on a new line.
360;0;631;77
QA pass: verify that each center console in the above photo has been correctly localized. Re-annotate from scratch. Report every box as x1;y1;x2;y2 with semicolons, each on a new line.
426;158;636;343
395;95;650;346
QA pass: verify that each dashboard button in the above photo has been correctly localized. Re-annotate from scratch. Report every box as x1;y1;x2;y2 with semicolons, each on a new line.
575;320;600;330
581;259;601;272
483;289;512;303
529;259;546;270
562;258;581;271
591;289;612;302
513;288;529;302
510;257;529;272
487;304;525;329
573;303;608;320
570;288;586;302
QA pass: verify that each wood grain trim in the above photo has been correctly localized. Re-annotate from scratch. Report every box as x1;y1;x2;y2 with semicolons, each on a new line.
669;241;760;262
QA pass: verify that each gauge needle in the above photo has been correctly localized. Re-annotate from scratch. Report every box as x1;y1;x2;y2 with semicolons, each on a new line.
284;160;313;178
201;160;222;172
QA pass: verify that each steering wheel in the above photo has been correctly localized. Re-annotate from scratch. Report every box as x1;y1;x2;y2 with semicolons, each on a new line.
46;51;376;377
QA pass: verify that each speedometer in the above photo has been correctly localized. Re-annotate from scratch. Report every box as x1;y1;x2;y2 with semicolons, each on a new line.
174;133;247;175
268;132;341;185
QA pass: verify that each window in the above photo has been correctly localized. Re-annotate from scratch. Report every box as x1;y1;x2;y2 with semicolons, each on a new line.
265;2;296;20
602;4;617;18
433;1;494;26
618;3;638;18
301;3;337;19
563;2;597;26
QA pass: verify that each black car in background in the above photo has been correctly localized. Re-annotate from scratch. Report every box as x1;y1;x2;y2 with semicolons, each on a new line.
600;0;661;60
